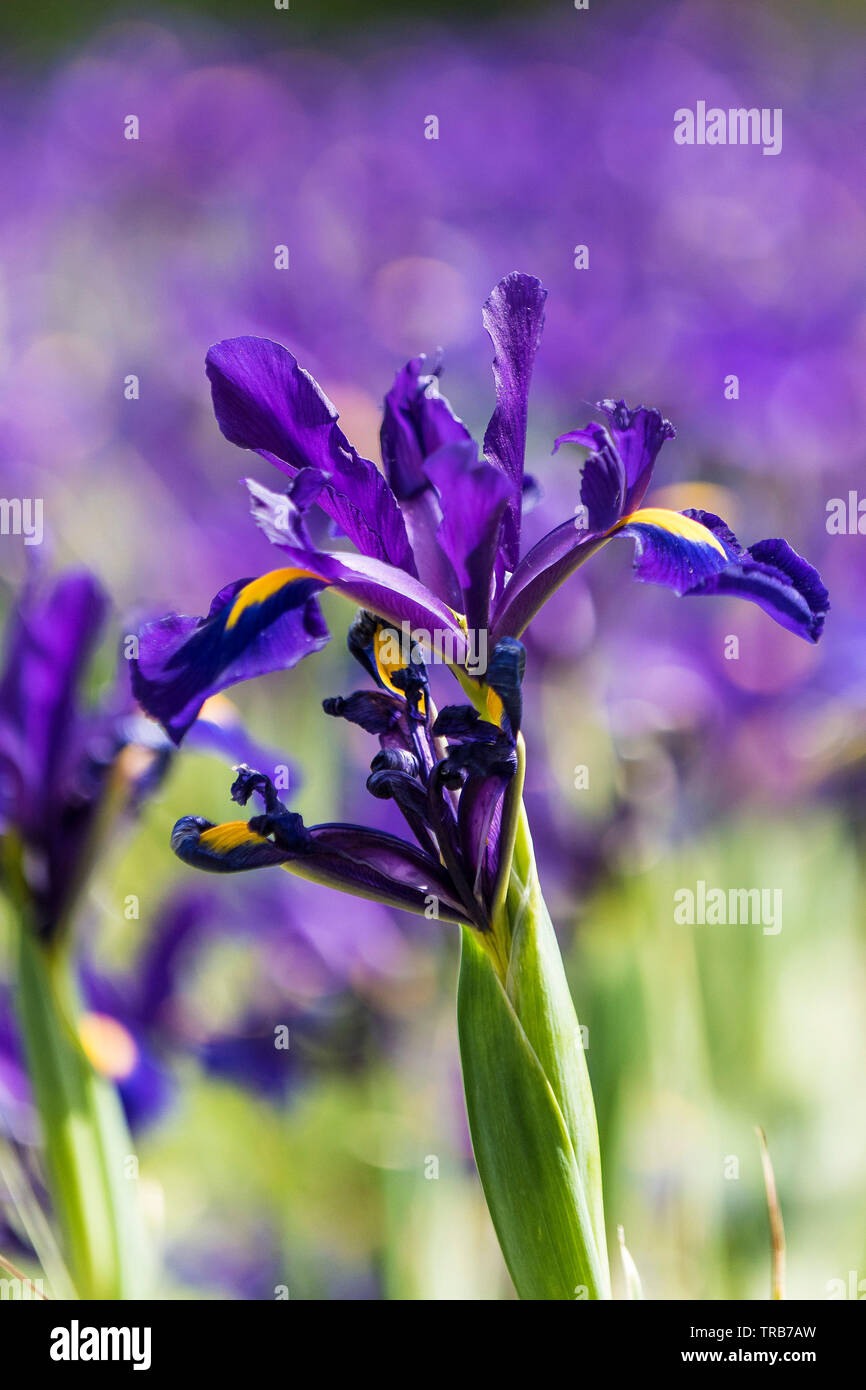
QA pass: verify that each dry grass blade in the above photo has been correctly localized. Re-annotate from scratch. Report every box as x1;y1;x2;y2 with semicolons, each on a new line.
755;1125;786;1300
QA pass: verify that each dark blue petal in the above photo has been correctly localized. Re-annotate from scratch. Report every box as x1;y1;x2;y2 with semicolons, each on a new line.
133;571;330;744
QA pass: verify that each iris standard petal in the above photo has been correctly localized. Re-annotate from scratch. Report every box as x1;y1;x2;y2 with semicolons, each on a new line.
482;272;548;571
380;354;471;500
424;440;515;633
379;354;470;607
132;571;330;743
206;335;416;573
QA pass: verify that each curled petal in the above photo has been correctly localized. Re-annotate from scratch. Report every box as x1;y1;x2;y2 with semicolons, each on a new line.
322;690;405;735
555;401;676;530
171;815;293;872
171;805;473;925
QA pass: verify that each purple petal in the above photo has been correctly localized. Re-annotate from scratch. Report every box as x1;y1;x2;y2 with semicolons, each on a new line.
684;532;829;643
482;272;548;570
597;400;676;513
555;402;676;531
457;772;508;902
425;440;515;632
605;506;828;641
491;518;608;642
172;813;470;924
132;571;330;743
492;503;827;647
206;336;415;572
379;354;471;607
615;506;739;592
247;479;470;660
380;354;471;500
0;570;108;827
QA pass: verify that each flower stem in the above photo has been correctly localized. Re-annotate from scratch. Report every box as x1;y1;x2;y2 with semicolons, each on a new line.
9;871;152;1299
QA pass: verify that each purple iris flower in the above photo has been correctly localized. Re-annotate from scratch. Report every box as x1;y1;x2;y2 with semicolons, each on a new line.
0;569;149;941
0;568;293;942
133;273;828;921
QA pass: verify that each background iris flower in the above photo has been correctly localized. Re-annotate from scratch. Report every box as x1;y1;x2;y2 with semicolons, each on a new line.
0;564;308;1297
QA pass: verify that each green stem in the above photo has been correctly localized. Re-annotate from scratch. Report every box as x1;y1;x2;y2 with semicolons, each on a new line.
13;920;152;1300
457;799;612;1300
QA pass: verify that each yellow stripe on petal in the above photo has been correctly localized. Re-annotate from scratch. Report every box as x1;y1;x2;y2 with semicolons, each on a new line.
225;567;319;629
198;821;270;854
373;624;407;695
615;507;728;556
484;686;504;728
372;624;428;717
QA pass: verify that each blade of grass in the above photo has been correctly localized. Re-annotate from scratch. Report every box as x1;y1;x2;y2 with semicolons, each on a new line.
617;1224;644;1299
755;1125;786;1300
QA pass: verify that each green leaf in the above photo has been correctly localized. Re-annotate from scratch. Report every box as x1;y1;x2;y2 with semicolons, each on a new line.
458;925;607;1300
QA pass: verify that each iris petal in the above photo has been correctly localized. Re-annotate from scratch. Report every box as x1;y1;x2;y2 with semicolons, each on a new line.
425;440;515;632
133;572;330;744
171;815;291;871
206;335;416;573
684;532;830;643
492;502;827;646
380;353;471;501
613;506;734;591
482;272;548;571
171;810;471;924
247;478;470;660
555;401;676;530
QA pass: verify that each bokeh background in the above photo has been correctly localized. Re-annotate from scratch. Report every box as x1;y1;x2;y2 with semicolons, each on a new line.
1;0;865;1298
